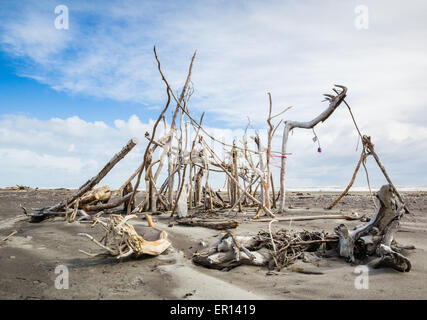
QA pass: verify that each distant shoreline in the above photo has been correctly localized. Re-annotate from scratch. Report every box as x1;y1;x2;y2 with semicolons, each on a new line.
2;186;427;193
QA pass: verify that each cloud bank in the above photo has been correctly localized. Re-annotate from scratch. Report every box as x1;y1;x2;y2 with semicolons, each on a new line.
0;0;426;188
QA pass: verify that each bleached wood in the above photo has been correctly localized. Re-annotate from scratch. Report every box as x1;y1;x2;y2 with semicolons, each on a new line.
82;193;132;212
49;138;137;212
278;85;347;212
334;184;411;271
362;135;410;213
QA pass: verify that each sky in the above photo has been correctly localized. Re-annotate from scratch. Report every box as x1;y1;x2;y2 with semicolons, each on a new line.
0;0;426;189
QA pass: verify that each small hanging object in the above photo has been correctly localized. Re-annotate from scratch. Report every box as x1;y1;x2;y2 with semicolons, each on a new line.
312;128;322;153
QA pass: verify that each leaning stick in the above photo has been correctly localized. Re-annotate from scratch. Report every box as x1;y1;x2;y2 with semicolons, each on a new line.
226;175;260;215
227;231;255;260
115;163;143;196
49;138;138;212
2;230;17;241
128;47;173;214
78;233;118;255
171;51;197;129
361;157;378;208
326;148;366;210
363;135;410;213
168;51;197;211
336;93;377;209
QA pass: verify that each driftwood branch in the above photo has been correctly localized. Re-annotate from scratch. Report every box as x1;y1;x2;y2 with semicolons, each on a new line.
326;149;366;210
278;85;347;212
176;218;238;230
49;138;137;212
128;46;173;214
362;135;410;214
82;194;132;212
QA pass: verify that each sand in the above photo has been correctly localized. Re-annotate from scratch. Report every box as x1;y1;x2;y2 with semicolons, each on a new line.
0;188;426;300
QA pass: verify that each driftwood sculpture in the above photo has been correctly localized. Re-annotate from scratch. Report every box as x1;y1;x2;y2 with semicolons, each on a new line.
21;47;414;276
334;184;411;272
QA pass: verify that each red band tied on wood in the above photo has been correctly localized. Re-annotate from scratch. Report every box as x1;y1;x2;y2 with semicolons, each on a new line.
270;153;287;159
269;153;286;168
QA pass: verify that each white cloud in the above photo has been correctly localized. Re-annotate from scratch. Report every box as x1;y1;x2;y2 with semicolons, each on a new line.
1;113;426;190
1;0;427;188
0;114;251;188
0;114;143;188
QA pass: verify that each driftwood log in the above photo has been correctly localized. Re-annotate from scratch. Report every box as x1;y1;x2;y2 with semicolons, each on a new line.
334;184;411;272
176;218;238;230
362;136;410;214
82;193;132;212
79;185;111;205
326;149;366;210
193;233;271;269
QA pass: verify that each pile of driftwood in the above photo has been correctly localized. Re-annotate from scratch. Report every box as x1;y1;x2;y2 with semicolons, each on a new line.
193;229;336;270
20;47;413;272
194;184;412;272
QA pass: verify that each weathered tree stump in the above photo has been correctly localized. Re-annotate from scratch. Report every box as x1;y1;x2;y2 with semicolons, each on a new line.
334;184;411;272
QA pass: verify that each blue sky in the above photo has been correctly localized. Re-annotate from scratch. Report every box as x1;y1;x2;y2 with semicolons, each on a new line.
0;52;149;124
1;0;427;189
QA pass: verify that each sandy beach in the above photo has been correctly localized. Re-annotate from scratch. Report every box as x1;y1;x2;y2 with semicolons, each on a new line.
0;188;425;300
